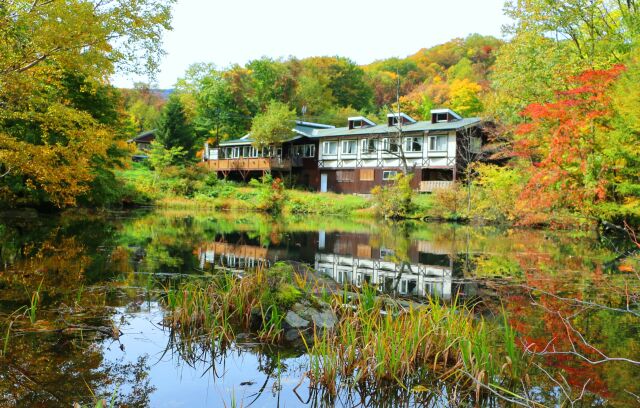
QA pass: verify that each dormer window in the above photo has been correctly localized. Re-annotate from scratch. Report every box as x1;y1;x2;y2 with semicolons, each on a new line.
430;109;462;124
387;112;416;127
348;116;376;130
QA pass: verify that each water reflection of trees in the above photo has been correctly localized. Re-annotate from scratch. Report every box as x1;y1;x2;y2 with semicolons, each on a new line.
2;210;639;406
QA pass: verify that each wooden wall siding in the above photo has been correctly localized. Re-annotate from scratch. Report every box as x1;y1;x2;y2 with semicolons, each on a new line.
320;169;421;194
419;180;454;192
360;168;374;181
199;242;269;261
199;157;292;171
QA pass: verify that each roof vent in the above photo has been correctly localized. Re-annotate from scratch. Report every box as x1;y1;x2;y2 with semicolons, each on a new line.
387;112;416;127
430;109;462;124
348;116;376;130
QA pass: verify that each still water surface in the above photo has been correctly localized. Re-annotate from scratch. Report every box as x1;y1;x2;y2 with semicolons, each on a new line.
0;209;638;407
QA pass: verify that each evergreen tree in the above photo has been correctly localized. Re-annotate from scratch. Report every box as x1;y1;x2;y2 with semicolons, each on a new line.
156;96;195;158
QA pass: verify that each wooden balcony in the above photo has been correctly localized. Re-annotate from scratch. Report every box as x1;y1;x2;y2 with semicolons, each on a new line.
419;180;453;192
199;157;292;172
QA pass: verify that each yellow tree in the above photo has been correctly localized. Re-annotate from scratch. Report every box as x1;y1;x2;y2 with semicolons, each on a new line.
0;0;174;207
448;78;483;117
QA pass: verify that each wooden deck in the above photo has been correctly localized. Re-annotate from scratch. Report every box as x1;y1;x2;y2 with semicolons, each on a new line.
199;158;292;172
419;180;453;192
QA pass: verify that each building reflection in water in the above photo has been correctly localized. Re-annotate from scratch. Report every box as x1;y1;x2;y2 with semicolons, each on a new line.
198;229;462;301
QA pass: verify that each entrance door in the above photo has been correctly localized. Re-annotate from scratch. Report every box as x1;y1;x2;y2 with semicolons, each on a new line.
320;173;328;192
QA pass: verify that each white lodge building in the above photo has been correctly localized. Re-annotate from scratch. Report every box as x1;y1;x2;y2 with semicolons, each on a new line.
309;109;482;193
200;108;483;194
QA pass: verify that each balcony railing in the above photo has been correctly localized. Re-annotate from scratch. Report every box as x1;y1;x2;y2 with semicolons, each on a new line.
419;180;453;192
199;157;292;172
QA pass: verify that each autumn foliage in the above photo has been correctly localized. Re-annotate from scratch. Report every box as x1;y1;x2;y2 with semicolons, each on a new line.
513;65;635;225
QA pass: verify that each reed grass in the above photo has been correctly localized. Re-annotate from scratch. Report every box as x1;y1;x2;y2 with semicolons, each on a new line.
162;262;304;343
306;288;525;403
27;280;43;324
1;321;12;357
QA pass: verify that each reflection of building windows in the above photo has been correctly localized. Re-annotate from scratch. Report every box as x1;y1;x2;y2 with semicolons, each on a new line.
380;247;395;258
399;280;408;294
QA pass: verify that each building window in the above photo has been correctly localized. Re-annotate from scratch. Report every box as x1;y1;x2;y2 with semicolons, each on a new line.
341;140;357;155
404;137;422;152
470;137;482;153
381;138;399;152
336;170;354;182
428;135;448;152
361;138;377;154
232;147;240;158
360;169;374;181
251;146;259;157
292;145;303;156
303;144;315;158
382;170;398;180
435;113;448;122
323;141;338;156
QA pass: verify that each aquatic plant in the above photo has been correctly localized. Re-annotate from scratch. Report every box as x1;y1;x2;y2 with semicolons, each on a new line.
306;292;527;404
162;262;307;344
27;280;43;324
1;321;12;357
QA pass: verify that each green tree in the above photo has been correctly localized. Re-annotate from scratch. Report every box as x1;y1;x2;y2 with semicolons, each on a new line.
156;96;195;158
0;0;174;207
249;101;296;147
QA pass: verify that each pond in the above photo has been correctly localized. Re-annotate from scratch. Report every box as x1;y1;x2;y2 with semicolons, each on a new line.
0;209;639;407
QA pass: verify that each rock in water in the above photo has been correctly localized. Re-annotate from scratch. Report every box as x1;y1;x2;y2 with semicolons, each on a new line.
284;310;310;329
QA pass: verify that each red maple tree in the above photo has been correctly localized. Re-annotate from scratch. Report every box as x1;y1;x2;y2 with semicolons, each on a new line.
514;65;626;225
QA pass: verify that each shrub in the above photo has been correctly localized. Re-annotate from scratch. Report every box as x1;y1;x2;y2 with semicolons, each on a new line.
371;173;414;219
431;183;467;219
249;174;286;215
471;164;524;223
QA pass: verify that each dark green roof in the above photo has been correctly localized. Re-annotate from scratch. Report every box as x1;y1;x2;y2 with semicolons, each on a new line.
219;121;334;146
310;118;481;138
127;129;157;143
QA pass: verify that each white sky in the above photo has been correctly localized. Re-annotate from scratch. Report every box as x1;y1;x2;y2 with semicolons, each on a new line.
112;0;511;89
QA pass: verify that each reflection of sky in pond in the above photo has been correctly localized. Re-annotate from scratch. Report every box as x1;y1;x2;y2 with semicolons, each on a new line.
102;303;310;408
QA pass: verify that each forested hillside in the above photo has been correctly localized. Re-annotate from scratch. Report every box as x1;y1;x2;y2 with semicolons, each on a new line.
1;0;638;228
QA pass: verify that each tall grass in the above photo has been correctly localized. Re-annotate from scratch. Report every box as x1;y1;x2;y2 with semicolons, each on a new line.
1;321;12;357
162;263;304;344
306;291;525;403
27;280;43;324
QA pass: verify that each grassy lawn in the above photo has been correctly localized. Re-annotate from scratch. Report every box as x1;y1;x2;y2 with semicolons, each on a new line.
116;163;437;218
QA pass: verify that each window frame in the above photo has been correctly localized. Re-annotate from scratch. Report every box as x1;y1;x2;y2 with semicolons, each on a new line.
341;139;357;155
322;141;338;156
404;137;422;152
361;138;377;154
382;170;398;181
428;135;448;152
303;144;315;158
